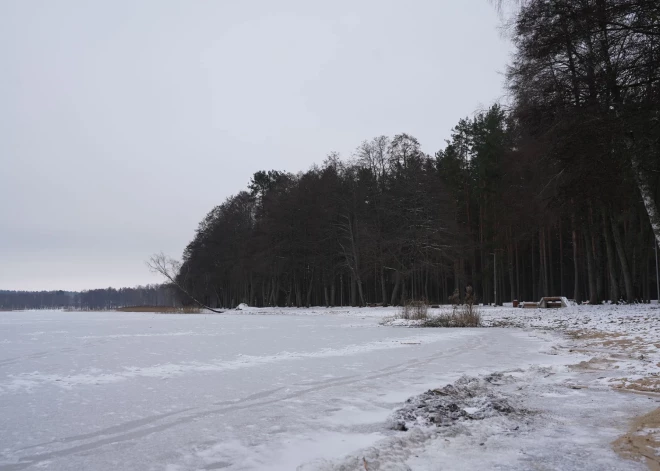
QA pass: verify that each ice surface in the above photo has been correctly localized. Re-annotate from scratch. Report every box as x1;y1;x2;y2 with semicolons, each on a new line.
0;307;656;470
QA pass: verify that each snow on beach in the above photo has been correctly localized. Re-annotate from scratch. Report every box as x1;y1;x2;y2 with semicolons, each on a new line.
0;305;659;470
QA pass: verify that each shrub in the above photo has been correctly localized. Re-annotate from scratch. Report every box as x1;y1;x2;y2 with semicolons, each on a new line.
398;299;429;320
455;302;481;326
423;304;481;328
115;306;202;314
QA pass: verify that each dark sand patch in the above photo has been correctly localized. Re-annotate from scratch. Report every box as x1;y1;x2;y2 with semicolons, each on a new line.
613;407;660;471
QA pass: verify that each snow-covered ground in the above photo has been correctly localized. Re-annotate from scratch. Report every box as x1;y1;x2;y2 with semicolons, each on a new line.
0;305;658;470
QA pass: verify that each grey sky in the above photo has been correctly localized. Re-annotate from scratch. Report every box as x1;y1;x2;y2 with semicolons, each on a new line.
1;0;512;291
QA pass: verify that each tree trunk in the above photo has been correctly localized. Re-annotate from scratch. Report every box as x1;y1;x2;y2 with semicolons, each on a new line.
583;227;598;304
350;276;357;307
515;241;520;300
330;282;336;307
471;248;478;305
270;277;279;306
540;228;549;297
306;271;314;307
338;213;365;306
548;227;555;295
356;277;365;306
630;149;660;247
380;266;388;307
559;221;565;296
508;236;515;303
532;235;538;301
572;220;581;303
411;270;416;301
645;232;653;303
295;277;302;307
592;229;604;302
285;280;292;306
601;207;620;303
340;274;344;306
390;271;401;306
611;210;636;302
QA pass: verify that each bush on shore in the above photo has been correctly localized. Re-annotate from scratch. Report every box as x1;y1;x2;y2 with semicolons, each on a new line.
398;300;429;320
423;304;481;327
114;306;202;314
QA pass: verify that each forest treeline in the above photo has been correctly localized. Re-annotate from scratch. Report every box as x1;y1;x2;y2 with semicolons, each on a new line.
175;0;660;308
0;285;176;311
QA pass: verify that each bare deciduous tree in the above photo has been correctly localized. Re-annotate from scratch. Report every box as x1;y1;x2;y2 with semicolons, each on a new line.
147;252;224;313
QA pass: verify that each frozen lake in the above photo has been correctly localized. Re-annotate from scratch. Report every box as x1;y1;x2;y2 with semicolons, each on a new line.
0;310;568;470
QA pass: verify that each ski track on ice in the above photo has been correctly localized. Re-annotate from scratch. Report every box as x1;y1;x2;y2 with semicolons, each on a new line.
0;335;486;471
0;330;477;394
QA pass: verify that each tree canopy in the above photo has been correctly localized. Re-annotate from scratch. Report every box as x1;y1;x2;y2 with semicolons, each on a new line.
174;0;660;308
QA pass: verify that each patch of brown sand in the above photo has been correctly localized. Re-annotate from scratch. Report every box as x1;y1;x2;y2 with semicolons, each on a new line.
567;330;625;341
602;337;645;349
613;407;660;471
568;347;626;361
614;388;660;398
570;357;616;371
613;377;660;394
568;330;654;356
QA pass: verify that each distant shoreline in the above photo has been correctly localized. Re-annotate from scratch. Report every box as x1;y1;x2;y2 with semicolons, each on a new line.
0;306;203;314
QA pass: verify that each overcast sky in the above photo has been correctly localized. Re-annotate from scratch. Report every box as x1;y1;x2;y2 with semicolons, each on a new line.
1;0;513;291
